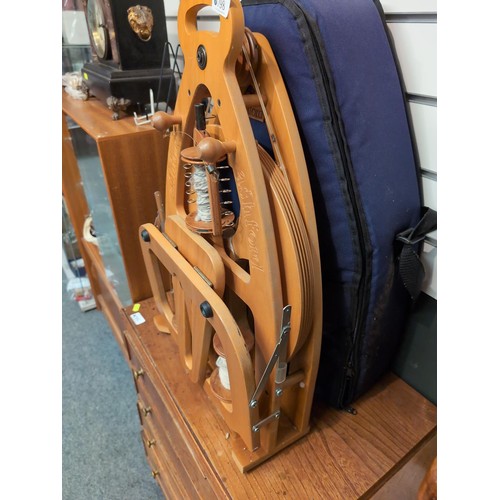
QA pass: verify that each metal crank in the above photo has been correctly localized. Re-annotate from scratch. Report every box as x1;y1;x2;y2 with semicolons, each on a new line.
250;305;291;411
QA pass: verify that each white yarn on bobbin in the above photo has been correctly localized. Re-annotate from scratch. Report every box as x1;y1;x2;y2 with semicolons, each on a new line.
216;356;230;390
191;165;212;222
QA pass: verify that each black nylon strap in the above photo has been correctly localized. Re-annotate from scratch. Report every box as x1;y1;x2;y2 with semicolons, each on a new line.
396;207;437;301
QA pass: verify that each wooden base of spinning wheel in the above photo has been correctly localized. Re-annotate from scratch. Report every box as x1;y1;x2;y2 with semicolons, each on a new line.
203;375;311;472
209;330;254;403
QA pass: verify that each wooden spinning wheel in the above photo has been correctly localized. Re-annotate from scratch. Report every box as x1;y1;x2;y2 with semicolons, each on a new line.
139;0;322;472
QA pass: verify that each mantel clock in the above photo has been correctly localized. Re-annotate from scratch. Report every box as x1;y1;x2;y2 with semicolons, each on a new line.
81;0;176;113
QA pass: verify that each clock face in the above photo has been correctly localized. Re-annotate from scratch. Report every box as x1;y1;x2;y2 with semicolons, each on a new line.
86;0;108;59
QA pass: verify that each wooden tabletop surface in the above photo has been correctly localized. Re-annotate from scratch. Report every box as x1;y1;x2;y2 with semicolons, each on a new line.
62;91;156;141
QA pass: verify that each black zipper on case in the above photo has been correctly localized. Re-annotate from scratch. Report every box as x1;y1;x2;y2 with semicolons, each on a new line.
292;3;371;410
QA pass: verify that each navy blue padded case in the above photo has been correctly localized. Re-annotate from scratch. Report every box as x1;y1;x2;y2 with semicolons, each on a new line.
243;0;428;409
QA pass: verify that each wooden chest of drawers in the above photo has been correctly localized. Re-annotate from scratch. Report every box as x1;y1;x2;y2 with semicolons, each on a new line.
121;298;436;499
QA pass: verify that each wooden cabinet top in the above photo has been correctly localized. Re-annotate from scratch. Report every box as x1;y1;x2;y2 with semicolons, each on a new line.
62;91;158;141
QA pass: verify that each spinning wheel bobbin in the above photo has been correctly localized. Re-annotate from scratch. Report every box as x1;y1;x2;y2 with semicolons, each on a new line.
210;330;255;403
181;141;236;234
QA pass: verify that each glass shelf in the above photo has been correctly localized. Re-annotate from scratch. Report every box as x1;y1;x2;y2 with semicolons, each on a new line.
62;44;91;74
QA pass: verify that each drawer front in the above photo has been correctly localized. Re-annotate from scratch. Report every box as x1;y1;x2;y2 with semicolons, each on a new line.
140;407;201;499
139;428;166;493
126;333;221;499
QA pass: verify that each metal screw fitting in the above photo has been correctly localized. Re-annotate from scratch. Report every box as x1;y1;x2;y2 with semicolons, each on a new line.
249;400;258;408
275;388;283;397
141;229;150;242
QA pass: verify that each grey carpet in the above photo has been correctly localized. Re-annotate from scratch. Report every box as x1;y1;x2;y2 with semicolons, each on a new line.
62;274;164;500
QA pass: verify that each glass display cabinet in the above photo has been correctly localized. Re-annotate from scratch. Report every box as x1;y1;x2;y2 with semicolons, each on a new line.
62;0;91;73
62;91;168;353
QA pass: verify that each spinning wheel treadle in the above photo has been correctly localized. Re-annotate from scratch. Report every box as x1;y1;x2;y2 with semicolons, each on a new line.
139;0;322;472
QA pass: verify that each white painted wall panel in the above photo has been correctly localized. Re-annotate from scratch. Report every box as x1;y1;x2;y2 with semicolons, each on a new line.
426;230;437;245
166;17;183;71
164;0;180;17
380;0;437;14
421;242;437;299
387;23;437;97
422;176;437;212
197;17;221;31
198;6;218;16
164;1;217;18
409;102;437;174
166;18;178;46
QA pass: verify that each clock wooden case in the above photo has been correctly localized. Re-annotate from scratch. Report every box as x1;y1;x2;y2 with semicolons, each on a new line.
81;0;176;110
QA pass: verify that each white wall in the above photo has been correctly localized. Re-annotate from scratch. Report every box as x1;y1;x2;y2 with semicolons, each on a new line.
380;0;437;299
164;0;184;72
164;0;437;299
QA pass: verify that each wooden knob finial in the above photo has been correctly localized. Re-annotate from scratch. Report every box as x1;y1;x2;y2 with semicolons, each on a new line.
151;111;182;133
197;137;236;164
